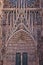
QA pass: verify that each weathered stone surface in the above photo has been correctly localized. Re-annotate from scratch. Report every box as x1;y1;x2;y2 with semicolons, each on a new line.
0;0;43;65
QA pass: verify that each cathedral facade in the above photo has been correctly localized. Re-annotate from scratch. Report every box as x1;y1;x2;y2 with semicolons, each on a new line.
0;0;43;65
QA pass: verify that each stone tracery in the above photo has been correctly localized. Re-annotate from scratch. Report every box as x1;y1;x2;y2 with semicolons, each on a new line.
0;0;43;65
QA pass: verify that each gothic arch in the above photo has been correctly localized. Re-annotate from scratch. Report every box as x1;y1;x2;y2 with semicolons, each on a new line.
6;29;37;47
4;29;39;65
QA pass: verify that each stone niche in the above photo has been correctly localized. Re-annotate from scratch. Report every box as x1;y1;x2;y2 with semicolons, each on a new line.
3;30;39;65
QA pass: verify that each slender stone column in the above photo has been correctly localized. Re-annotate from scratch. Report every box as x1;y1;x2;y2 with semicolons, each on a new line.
40;0;41;8
6;12;9;40
29;10;30;30
13;11;15;27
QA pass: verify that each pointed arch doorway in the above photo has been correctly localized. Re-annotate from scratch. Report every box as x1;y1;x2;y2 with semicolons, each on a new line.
3;30;39;65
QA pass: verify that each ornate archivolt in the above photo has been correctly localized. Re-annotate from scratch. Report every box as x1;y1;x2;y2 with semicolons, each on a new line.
5;29;37;47
4;29;38;65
